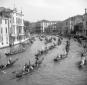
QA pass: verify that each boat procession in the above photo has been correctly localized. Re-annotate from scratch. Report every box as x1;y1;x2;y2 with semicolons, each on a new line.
0;2;87;85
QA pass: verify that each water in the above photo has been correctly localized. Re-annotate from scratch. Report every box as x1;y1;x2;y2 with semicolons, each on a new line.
0;37;87;85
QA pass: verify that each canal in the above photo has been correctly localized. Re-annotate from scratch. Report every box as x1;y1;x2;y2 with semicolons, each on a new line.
0;36;87;85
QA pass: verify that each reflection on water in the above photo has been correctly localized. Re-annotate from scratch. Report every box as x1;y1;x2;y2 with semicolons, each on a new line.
0;38;87;85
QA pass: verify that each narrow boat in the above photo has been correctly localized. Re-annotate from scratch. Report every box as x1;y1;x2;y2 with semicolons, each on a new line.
14;63;40;79
5;48;25;56
54;57;62;62
54;55;67;62
77;60;87;69
0;58;18;70
13;58;44;79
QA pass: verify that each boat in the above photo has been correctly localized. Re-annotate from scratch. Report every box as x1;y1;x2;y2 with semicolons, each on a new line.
15;65;39;78
0;58;18;70
5;48;25;56
77;60;87;69
13;57;44;79
54;57;62;62
14;63;40;79
54;55;67;62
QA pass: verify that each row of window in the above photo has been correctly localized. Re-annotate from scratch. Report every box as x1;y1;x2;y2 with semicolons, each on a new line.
0;36;8;45
0;18;22;25
12;17;22;24
42;23;56;27
11;26;23;35
0;27;8;34
0;19;8;24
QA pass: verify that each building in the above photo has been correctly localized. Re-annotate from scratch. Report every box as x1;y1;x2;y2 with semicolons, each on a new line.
0;17;9;48
11;8;25;44
0;7;12;48
63;15;83;35
39;20;57;33
0;7;25;48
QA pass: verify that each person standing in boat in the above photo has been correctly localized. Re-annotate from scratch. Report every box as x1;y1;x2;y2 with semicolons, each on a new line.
23;63;27;71
57;38;61;45
7;57;12;64
35;57;39;67
65;40;70;55
29;64;34;71
80;52;86;66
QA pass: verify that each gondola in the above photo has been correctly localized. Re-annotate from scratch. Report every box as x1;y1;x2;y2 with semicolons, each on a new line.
13;57;44;79
15;64;39;78
54;54;67;62
54;57;62;62
0;58;18;70
77;60;87;69
5;48;25;56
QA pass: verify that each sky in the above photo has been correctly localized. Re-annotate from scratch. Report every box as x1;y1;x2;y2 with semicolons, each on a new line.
0;0;87;22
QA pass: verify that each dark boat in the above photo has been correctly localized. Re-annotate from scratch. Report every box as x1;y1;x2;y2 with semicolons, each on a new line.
0;58;18;70
13;58;44;79
54;57;62;62
5;48;25;56
54;55;67;62
77;60;87;69
15;65;39;78
14;64;39;79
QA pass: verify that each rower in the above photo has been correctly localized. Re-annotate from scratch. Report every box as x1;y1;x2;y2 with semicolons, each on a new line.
60;54;63;59
65;40;70;54
80;55;86;66
30;65;34;70
35;59;39;67
7;57;12;64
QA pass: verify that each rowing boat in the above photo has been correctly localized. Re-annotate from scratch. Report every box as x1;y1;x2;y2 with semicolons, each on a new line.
54;55;67;62
5;48;25;56
0;58;18;70
13;57;44;79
